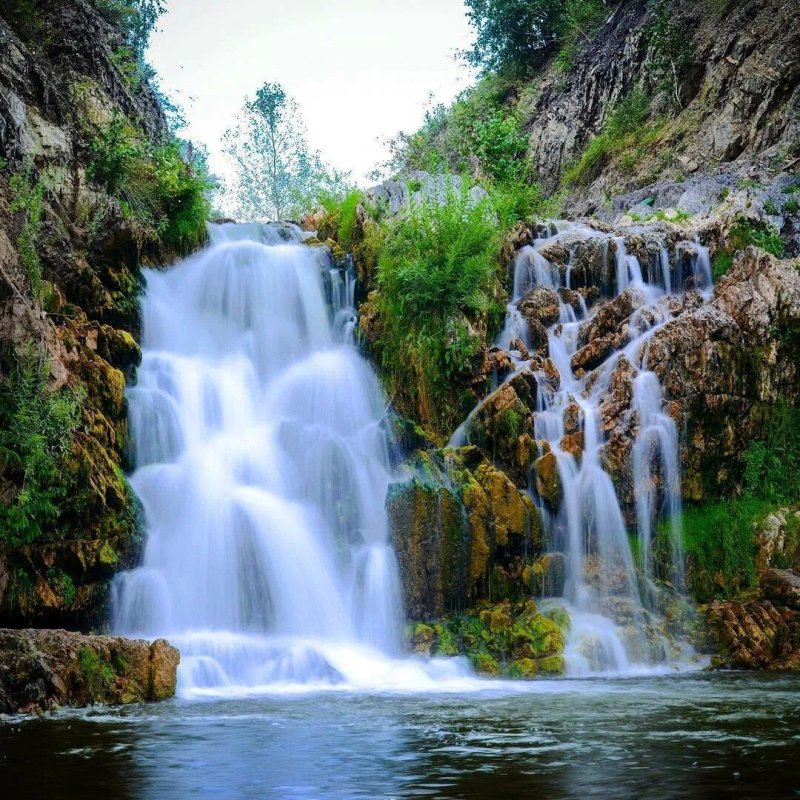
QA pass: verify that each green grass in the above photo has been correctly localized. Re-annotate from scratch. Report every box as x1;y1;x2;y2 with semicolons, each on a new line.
562;90;658;187
784;198;799;215
712;251;734;280
729;218;785;259
78;646;116;700
374;186;505;432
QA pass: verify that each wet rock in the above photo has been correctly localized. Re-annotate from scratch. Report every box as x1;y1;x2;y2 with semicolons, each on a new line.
762;569;800;612
534;450;562;508
705;600;800;670
518;287;560;329
526;553;567;597
0;629;179;714
388;448;543;619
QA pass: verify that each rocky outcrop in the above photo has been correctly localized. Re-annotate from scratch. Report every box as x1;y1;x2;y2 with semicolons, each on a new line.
646;247;800;501
0;2;184;626
705;600;800;670
0;628;179;714
387;446;542;619
526;0;800;200
407;598;566;676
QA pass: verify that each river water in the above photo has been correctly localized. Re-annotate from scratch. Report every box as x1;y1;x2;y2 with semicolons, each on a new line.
2;673;800;799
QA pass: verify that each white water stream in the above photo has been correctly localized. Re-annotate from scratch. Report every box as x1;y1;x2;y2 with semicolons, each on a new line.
489;225;709;674
113;223;485;695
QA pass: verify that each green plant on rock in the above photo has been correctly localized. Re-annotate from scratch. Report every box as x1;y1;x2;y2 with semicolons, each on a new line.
78;646;116;700
374;186;504;432
9;166;45;297
783;198;799;216
562;89;657;186
88;111;212;252
645;0;694;109
728;218;785;259
0;344;85;546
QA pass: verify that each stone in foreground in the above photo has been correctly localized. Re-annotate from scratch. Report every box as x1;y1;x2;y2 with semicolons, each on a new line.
0;629;180;714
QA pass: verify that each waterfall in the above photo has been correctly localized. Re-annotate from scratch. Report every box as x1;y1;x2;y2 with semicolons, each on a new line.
113;223;472;694
491;224;704;675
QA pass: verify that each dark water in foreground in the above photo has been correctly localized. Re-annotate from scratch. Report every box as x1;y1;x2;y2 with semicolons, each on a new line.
2;672;799;799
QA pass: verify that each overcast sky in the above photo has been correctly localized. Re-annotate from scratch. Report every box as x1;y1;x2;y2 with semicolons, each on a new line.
147;0;475;188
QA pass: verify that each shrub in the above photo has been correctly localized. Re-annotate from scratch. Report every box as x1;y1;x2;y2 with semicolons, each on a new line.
0;345;85;546
784;198;799;216
88;112;212;252
728;218;785;259
375;187;505;431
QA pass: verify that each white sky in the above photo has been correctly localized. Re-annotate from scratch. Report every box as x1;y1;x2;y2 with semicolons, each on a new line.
147;0;476;188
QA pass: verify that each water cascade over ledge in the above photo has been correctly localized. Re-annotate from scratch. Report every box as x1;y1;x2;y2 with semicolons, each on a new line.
462;222;710;675
113;223;478;695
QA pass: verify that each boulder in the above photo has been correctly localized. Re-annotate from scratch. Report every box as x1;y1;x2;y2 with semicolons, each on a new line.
0;629;180;714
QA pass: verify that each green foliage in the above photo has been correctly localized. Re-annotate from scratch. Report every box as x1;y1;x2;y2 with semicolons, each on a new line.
784;198;799;215
463;0;611;78
742;403;800;503
9;167;44;297
712;250;733;280
88;112;212;251
764;197;779;216
318;189;362;250
0;345;85;546
628;208;691;223
223;82;350;221
92;0;166;60
729;218;785;259
679;499;763;603
563;90;654;186
47;567;76;606
473;110;531;184
554;0;610;72
78;646;115;699
784;183;800;195
375;187;504;431
645;0;694;109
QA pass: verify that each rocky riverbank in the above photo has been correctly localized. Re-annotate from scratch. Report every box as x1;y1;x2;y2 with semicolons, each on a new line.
0;628;179;714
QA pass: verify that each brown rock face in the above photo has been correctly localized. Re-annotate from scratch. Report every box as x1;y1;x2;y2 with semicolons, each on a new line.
705;601;800;670
762;569;800;612
0;629;180;714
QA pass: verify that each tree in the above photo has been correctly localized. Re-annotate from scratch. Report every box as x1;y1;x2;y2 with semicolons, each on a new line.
462;0;612;78
222;83;348;222
462;0;564;77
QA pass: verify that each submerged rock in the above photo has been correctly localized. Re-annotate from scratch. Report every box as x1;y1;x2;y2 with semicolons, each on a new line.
0;629;180;714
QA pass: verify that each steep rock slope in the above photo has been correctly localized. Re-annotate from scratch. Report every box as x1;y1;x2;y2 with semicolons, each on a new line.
0;1;200;628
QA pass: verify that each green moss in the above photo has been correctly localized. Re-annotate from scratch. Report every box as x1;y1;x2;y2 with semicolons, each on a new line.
47;567;76;607
78;646;116;700
469;650;501;675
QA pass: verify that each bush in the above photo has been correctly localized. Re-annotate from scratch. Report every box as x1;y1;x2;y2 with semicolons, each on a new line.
0;345;85;546
728;218;785;259
375;187;505;432
88;112;212;252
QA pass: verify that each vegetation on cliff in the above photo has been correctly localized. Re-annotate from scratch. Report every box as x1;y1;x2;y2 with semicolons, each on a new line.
0;0;212;626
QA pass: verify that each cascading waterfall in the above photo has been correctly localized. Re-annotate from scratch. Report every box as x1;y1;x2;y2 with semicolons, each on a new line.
488;225;710;675
113;222;474;694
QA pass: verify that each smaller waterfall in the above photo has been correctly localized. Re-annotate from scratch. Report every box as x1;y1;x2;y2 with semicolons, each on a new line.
479;223;707;674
